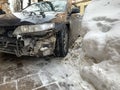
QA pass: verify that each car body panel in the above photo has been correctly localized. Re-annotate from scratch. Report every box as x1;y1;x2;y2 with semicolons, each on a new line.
0;0;81;57
69;13;82;45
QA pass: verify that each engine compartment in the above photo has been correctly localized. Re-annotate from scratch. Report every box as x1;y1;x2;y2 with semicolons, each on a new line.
0;26;56;57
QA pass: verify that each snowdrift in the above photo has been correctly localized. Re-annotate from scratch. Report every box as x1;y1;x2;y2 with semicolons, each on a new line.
80;0;120;90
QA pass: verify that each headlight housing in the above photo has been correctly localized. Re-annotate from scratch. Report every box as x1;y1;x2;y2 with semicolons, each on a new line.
13;23;55;35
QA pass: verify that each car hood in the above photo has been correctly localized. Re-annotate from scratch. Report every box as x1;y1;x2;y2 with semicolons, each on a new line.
0;12;66;26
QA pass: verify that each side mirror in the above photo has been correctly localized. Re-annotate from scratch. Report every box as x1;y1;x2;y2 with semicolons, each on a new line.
69;7;80;16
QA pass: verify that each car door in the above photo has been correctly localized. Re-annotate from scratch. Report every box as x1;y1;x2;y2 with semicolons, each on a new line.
69;12;82;46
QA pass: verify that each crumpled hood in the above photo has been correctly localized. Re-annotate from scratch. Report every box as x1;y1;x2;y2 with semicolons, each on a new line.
0;14;21;26
0;12;62;26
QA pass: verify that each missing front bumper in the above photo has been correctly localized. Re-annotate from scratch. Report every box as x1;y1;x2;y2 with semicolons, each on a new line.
0;34;56;57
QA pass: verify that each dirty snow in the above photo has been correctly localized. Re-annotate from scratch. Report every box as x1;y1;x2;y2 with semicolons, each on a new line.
1;0;120;90
80;0;120;90
0;37;95;90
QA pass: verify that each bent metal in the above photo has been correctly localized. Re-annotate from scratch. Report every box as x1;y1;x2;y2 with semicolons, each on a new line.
0;0;81;57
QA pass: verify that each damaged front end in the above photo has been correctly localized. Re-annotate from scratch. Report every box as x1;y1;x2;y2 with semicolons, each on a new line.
0;23;56;57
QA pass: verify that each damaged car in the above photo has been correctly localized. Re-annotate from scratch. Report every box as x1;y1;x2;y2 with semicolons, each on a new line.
0;0;81;57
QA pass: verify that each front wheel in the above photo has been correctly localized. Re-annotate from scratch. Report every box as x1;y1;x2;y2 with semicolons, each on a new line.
54;25;69;57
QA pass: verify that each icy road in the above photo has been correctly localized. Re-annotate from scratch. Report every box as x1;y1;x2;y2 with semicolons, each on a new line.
0;37;94;90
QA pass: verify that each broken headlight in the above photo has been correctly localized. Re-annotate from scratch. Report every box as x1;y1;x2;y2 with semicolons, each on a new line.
13;23;55;35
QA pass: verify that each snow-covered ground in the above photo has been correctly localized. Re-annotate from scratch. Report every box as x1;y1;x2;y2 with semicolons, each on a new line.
0;38;95;90
80;0;120;90
1;0;120;90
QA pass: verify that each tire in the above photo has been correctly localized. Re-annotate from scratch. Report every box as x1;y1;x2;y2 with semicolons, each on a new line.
54;25;69;57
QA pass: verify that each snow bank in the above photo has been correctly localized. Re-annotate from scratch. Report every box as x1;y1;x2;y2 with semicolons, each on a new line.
80;0;120;90
81;0;120;61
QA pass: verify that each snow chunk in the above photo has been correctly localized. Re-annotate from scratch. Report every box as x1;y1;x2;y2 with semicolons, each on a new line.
81;0;120;61
80;0;120;90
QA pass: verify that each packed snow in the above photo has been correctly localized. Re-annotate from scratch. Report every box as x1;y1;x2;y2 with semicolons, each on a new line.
80;0;120;90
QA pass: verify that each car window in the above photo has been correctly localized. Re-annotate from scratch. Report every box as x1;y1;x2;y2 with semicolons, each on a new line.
23;1;67;12
24;2;53;12
51;1;67;12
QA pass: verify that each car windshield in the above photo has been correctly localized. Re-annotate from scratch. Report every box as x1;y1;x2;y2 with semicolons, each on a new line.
24;1;67;12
